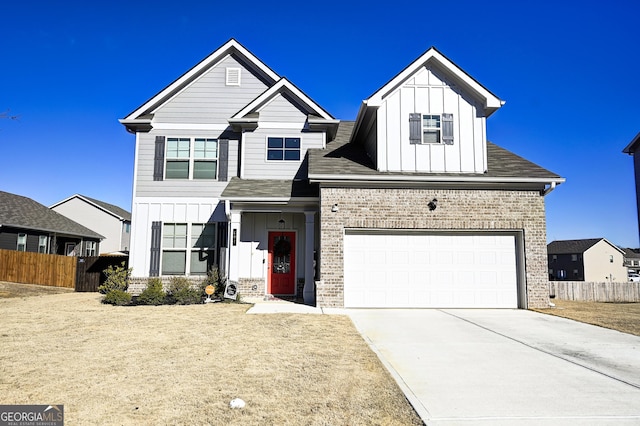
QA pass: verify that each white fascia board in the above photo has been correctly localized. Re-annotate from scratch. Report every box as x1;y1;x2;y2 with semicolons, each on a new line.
123;39;280;121
233;78;333;120
49;194;80;209
220;196;319;203
309;173;565;185
151;123;231;131
256;122;306;129
367;48;502;112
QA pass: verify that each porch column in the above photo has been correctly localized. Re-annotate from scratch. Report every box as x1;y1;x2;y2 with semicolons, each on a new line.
228;211;241;285
304;211;316;305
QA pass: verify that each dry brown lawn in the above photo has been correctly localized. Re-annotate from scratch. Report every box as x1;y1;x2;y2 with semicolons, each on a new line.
532;299;640;336
0;283;422;425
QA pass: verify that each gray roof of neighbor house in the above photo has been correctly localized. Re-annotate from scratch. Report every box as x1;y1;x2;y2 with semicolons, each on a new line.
621;247;640;259
77;195;131;221
308;121;563;181
0;191;103;239
547;238;606;255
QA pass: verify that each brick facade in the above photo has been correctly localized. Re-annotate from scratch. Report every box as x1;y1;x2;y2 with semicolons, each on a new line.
317;187;549;309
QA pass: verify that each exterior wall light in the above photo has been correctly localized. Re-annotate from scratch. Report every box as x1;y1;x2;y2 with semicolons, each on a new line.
331;204;339;212
428;198;438;211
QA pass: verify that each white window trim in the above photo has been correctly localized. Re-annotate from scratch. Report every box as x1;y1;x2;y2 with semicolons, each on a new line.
85;241;97;256
17;233;27;252
165;137;219;180
161;223;217;276
265;136;302;162
422;114;441;144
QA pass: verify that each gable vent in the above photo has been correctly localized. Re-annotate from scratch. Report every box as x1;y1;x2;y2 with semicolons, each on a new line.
226;67;241;86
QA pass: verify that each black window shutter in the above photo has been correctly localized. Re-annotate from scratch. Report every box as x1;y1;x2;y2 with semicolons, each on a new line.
409;113;421;144
153;136;165;181
442;113;454;145
218;139;229;181
149;221;162;276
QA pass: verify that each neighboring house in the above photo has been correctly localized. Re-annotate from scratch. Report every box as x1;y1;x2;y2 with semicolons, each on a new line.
623;132;640;245
547;238;626;282
50;194;131;254
0;191;103;255
120;39;564;309
621;247;640;273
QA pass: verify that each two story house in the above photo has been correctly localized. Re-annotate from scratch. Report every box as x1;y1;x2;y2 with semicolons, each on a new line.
50;194;131;254
548;238;626;282
121;39;564;309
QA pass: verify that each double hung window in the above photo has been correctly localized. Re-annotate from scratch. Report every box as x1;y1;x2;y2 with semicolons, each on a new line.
162;223;216;275
17;233;26;251
165;137;218;179
409;113;454;144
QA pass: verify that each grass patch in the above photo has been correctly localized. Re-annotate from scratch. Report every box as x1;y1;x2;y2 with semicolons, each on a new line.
532;299;640;336
0;291;422;425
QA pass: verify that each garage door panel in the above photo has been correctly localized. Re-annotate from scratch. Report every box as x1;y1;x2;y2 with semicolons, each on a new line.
344;232;519;308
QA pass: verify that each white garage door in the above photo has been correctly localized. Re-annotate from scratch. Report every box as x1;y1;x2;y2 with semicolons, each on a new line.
344;231;519;308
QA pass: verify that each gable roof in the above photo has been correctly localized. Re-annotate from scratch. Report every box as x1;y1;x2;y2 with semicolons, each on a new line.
622;131;640;154
50;194;131;221
547;238;624;255
366;46;503;115
120;39;280;131
0;191;103;239
308;121;564;189
231;77;334;121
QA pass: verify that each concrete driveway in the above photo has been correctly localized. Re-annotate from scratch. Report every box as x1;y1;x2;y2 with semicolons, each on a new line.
347;309;640;425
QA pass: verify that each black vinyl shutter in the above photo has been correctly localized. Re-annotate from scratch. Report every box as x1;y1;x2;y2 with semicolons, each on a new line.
149;221;162;276
409;113;421;144
153;136;165;181
218;139;229;181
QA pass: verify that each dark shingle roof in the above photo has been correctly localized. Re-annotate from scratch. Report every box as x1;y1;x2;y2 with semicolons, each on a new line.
78;195;131;221
308;121;562;181
0;191;103;239
621;247;640;259
221;178;318;199
547;239;603;255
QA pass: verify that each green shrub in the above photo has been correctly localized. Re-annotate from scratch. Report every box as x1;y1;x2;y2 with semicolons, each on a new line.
137;278;166;305
103;289;132;306
166;277;201;305
98;262;131;294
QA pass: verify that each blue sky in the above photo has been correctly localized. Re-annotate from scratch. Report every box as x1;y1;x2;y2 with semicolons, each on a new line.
1;0;639;247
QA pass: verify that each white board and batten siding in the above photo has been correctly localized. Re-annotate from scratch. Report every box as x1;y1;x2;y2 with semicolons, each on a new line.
344;231;519;309
153;54;270;124
242;93;325;180
376;64;487;174
129;197;223;277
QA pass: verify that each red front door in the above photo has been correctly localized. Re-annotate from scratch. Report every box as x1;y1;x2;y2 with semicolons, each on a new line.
268;231;296;295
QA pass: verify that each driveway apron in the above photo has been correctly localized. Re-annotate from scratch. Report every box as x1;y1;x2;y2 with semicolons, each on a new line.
348;309;640;425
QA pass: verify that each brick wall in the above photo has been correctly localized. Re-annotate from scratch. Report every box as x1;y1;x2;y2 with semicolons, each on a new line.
317;187;549;309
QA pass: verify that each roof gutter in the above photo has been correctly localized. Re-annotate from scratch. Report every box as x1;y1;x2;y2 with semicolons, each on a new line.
309;173;565;185
541;181;557;196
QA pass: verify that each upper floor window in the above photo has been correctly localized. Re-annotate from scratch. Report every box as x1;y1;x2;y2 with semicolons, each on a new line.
571;254;578;262
17;233;26;252
422;115;441;143
267;137;300;161
409;113;454;145
166;137;218;180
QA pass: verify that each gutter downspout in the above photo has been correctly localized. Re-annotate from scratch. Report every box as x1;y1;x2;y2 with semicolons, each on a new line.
541;181;557;196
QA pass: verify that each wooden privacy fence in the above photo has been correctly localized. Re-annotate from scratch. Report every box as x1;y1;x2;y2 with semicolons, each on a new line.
75;256;128;292
550;281;640;302
0;249;76;288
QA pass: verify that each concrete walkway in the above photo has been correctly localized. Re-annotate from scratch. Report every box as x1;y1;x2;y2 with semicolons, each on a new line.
348;309;640;425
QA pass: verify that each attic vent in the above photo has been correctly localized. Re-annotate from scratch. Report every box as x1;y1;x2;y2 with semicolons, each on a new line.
226;68;241;86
